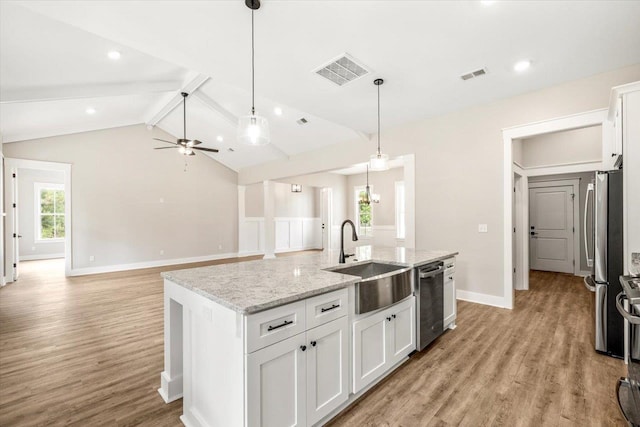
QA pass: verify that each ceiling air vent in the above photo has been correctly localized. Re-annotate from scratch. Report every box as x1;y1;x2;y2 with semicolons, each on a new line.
460;68;488;81
315;53;370;86
297;118;308;125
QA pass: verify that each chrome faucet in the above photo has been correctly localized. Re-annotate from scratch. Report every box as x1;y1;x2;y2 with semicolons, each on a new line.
339;219;359;263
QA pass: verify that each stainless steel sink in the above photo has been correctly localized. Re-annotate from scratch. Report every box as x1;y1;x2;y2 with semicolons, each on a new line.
327;262;413;314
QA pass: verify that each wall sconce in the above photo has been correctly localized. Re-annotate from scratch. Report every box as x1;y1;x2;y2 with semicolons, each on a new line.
291;184;302;193
371;193;381;204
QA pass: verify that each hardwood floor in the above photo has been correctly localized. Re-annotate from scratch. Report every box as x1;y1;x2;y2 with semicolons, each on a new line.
0;262;626;426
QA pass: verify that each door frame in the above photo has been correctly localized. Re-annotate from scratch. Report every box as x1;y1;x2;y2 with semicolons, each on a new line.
4;158;72;281
528;179;580;278
502;108;608;309
321;187;333;251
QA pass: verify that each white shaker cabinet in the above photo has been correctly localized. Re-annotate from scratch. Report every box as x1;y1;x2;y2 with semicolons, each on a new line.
247;305;349;427
443;258;457;330
352;296;416;393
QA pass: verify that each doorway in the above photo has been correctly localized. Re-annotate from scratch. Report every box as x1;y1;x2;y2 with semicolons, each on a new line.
503;109;609;308
321;187;333;251
4;158;72;282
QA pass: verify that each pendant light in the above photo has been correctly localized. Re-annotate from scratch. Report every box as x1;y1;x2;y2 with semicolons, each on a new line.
359;165;380;205
237;0;270;146
369;78;389;171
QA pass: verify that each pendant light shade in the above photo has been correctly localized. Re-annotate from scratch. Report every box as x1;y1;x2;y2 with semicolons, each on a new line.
237;114;270;146
369;78;389;171
238;0;270;146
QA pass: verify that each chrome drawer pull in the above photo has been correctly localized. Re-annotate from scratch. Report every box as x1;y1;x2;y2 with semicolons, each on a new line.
321;304;340;313
267;320;293;331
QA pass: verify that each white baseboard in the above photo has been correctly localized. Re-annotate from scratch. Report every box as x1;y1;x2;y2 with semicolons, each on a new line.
457;289;506;308
275;245;322;254
69;252;240;276
20;253;65;261
237;250;265;257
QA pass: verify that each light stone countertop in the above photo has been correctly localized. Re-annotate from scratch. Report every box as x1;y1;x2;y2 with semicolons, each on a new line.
161;245;458;314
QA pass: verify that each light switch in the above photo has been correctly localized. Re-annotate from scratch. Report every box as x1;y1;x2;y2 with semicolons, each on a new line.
478;224;488;233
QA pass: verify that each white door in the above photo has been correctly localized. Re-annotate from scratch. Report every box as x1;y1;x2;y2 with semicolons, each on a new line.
387;298;415;366
306;317;348;425
352;310;388;393
9;168;19;281
247;333;307;427
321;188;332;251
529;185;575;273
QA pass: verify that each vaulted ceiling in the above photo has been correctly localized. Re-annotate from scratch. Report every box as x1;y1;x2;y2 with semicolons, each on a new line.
2;1;640;172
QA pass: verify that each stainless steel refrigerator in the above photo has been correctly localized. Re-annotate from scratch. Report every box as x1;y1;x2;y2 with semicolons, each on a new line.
584;170;624;358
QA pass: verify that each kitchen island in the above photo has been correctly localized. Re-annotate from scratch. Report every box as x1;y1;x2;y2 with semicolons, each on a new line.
159;245;458;427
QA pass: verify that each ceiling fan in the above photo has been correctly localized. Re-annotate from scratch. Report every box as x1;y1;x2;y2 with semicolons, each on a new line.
153;92;219;156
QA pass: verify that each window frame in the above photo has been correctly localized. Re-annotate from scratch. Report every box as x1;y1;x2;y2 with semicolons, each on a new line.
354;185;374;237
35;182;65;243
395;181;406;240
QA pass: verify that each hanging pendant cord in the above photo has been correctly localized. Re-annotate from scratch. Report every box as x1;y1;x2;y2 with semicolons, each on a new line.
251;8;255;115
183;96;187;139
377;83;381;155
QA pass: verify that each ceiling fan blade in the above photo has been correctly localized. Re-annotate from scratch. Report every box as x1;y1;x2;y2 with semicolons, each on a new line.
153;138;178;145
154;146;180;150
192;147;219;153
191;139;203;146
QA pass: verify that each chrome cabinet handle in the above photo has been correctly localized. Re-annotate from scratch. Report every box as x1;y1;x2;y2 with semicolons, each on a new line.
616;292;640;324
267;320;293;331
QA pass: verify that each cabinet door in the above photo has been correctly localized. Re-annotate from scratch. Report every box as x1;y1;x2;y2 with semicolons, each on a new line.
306;317;349;425
443;276;456;328
388;297;416;366
247;333;307;427
353;310;389;393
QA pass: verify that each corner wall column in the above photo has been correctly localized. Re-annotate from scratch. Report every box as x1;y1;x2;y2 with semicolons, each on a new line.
263;180;276;259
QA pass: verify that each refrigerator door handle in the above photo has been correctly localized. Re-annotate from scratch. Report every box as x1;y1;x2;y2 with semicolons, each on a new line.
584;183;594;267
596;283;607;352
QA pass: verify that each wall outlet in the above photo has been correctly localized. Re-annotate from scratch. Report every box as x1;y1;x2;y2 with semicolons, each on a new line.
159;197;164;203
218;244;223;250
478;224;488;233
160;249;164;255
32;246;36;251
89;255;95;262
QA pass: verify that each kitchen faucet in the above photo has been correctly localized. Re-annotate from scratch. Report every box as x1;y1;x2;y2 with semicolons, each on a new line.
339;219;358;263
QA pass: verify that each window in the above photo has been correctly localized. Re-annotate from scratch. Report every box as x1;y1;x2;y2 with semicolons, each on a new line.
36;183;65;241
355;186;373;237
395;181;406;239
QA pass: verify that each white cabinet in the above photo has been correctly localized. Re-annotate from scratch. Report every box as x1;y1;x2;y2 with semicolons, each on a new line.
352;296;416;393
306;317;349;425
247;333;307;427
443;258;457;330
247;296;349;427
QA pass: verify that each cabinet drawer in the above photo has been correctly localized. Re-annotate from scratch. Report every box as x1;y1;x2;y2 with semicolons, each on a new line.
246;301;306;353
306;288;348;330
443;258;455;276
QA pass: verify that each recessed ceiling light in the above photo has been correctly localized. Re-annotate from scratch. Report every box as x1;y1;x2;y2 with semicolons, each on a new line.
274;107;283;116
85;107;96;115
514;60;531;72
107;50;121;60
216;135;224;142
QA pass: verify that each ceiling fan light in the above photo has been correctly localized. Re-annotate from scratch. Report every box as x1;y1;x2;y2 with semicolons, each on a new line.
369;153;389;171
238;114;270;146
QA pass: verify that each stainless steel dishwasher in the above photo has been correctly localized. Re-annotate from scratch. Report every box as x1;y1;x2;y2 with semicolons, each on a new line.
416;261;444;351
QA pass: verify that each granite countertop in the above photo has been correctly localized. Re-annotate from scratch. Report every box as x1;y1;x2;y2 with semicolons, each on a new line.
161;245;458;314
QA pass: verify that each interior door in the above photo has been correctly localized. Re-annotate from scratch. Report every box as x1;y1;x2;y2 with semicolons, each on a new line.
529;185;575;273
321;188;332;251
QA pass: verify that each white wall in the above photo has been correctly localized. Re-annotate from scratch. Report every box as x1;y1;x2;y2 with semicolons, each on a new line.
516;125;602;168
238;64;640;303
17;168;65;260
3;124;238;273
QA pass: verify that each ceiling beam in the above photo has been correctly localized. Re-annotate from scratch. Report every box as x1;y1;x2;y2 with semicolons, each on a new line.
144;74;209;127
353;130;371;141
191;91;238;127
0;81;183;104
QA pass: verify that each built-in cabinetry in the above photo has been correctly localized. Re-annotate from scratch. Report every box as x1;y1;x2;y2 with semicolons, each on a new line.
246;289;349;427
608;82;640;274
352;296;416;393
443;258;457;330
